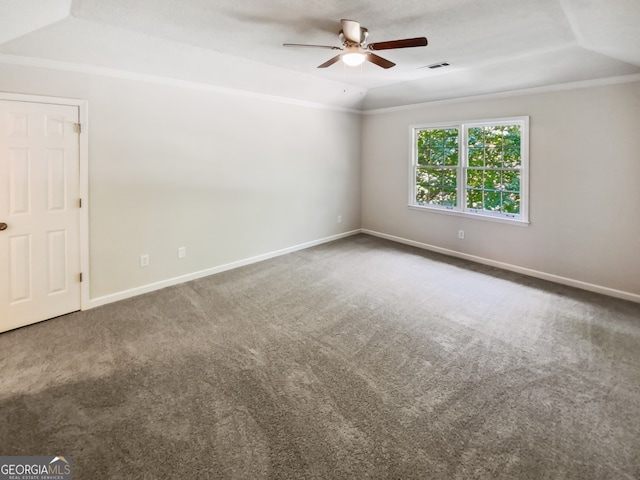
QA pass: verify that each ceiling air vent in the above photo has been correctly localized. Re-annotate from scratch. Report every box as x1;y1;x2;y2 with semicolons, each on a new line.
421;61;450;69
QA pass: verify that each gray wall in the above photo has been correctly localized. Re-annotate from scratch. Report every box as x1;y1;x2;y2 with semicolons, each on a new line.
2;61;638;302
362;81;640;297
0;64;362;300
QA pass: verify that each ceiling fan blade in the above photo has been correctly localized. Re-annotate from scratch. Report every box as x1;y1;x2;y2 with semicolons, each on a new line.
368;37;428;51
317;54;343;68
341;19;362;43
366;53;395;69
283;43;342;50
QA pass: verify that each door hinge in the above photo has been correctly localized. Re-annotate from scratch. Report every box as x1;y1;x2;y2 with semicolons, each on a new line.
79;198;82;208
79;272;83;282
74;123;82;134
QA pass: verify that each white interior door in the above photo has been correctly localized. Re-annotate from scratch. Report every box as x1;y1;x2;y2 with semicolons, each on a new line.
0;100;81;333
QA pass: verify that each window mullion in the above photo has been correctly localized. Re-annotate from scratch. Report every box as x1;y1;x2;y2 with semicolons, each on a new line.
459;126;467;212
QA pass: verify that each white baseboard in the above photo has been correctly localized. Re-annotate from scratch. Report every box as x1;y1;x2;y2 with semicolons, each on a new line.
362;229;640;304
87;228;640;309
87;230;360;309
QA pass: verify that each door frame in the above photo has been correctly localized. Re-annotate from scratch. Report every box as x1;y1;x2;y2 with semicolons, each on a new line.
1;92;90;311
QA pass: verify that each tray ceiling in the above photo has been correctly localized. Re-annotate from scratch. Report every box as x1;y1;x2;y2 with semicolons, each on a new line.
1;0;639;110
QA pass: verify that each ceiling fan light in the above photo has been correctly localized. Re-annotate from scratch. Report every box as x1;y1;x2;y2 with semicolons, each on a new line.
342;52;365;67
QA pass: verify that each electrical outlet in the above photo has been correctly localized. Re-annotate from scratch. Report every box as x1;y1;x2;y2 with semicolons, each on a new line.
337;215;342;224
458;230;465;239
178;247;186;259
140;254;150;267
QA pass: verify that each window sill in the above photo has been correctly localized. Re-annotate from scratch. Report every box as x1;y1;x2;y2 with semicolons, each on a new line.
408;204;530;226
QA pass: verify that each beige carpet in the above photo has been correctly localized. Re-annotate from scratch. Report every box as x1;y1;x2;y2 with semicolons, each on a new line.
1;234;639;479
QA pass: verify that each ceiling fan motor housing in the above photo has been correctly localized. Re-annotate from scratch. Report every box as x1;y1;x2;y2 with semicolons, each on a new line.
339;28;368;48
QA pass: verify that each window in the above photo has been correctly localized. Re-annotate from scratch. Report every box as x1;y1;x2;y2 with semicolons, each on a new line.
410;117;529;223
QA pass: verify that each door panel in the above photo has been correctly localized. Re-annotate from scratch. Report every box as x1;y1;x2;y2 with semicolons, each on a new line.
47;230;68;294
47;148;67;211
0;100;81;333
9;148;30;214
9;234;31;303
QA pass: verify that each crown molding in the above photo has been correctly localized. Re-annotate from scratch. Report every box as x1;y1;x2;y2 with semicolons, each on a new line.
3;53;638;117
0;53;363;114
362;73;640;115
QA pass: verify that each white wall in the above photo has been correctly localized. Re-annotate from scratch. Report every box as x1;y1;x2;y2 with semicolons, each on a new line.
0;63;361;300
362;80;640;298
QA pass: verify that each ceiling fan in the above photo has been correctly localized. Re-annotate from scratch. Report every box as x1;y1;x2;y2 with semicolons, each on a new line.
283;19;428;69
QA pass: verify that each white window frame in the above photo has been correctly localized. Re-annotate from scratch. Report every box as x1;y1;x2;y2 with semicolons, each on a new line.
409;116;529;225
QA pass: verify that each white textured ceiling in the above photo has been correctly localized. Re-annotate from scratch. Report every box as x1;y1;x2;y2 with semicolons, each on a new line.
1;0;639;110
